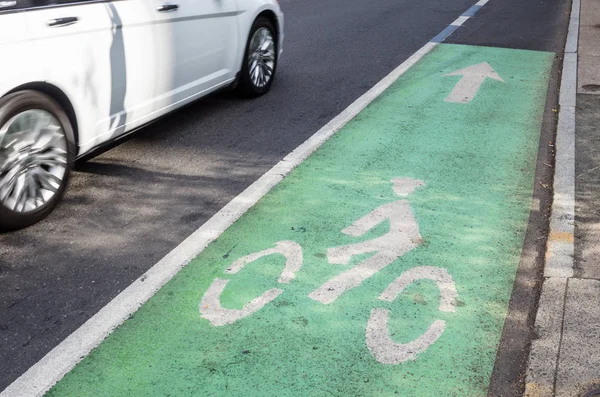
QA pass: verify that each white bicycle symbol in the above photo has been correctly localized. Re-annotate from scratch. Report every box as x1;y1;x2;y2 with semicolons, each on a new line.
199;178;458;364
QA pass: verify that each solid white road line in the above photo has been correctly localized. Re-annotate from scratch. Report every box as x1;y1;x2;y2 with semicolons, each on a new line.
452;16;470;27
1;2;490;396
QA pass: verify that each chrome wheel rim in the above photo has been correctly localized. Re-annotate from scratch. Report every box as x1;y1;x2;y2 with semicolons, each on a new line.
248;27;275;88
0;109;67;213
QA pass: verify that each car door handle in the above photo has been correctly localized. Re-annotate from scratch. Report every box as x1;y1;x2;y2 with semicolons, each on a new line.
47;17;79;27
156;3;178;12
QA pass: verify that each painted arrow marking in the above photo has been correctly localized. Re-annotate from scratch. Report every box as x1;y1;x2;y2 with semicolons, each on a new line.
444;62;504;104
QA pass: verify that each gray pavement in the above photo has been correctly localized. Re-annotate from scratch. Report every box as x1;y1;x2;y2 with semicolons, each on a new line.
556;279;600;396
526;0;600;395
576;93;600;280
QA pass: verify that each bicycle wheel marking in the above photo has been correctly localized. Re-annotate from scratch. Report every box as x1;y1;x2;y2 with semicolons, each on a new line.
367;266;457;364
47;44;553;397
200;241;303;326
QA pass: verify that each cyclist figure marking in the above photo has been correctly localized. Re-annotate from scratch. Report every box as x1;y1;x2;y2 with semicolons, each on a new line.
309;178;425;304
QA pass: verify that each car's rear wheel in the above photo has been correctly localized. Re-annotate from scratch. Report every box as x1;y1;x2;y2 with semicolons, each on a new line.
0;91;75;231
237;17;278;96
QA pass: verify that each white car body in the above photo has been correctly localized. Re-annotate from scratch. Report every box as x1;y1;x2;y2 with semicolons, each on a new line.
0;0;283;156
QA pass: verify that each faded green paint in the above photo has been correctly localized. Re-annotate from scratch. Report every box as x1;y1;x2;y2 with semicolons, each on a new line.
48;44;553;396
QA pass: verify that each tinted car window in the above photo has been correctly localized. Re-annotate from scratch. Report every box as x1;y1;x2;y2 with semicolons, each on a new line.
53;0;95;4
0;0;17;10
0;0;49;10
0;0;94;11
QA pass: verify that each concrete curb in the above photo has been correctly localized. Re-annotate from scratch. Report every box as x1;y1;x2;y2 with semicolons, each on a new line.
524;0;580;394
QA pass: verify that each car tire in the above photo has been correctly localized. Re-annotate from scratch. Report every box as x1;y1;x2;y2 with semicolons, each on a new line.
237;17;278;97
0;90;75;231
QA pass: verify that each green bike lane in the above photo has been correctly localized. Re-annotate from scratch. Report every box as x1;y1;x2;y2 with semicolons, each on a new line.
48;44;553;396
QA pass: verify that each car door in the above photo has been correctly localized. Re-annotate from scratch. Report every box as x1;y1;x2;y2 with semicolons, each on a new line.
0;2;32;97
149;0;241;115
23;0;156;155
93;0;157;145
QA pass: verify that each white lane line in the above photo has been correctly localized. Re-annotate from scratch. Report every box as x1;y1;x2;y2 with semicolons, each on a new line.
452;16;470;27
0;2;490;396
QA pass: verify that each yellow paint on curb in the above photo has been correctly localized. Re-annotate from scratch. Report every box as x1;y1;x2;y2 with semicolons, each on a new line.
524;382;553;397
549;231;575;243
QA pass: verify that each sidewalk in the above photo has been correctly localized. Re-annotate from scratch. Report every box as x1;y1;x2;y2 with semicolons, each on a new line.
525;0;600;395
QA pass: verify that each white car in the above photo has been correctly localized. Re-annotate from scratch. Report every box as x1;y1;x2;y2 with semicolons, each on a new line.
0;0;283;230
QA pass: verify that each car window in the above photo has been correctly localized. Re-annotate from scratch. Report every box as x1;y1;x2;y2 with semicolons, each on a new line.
0;0;16;10
0;0;43;11
0;0;96;11
52;0;97;4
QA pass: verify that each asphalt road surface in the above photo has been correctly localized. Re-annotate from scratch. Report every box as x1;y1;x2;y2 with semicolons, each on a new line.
0;0;570;394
